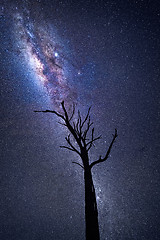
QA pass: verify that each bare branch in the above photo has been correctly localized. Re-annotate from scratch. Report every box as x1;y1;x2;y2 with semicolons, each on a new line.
83;116;93;140
61;101;69;121
69;103;75;121
78;110;82;132
57;121;67;126
81;106;91;129
60;145;77;152
65;134;81;156
34;110;65;120
59;102;83;150
87;135;102;151
72;161;84;169
73;122;78;135
76;118;80;133
90;129;118;169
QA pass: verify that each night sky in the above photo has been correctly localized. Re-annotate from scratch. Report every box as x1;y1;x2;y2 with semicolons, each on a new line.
0;0;160;239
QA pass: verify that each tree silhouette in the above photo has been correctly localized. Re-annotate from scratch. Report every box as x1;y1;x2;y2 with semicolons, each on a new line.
35;101;118;240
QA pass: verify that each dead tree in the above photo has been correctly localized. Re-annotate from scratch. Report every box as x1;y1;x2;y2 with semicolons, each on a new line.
35;101;118;240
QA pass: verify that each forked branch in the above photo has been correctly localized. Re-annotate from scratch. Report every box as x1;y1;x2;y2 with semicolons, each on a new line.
90;129;118;169
64;134;81;156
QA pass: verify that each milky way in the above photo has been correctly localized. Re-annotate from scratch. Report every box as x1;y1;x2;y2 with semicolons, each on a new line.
13;8;77;110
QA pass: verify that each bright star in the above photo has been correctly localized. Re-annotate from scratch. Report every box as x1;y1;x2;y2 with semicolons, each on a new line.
54;52;58;57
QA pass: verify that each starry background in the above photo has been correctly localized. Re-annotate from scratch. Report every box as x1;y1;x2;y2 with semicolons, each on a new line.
0;0;160;239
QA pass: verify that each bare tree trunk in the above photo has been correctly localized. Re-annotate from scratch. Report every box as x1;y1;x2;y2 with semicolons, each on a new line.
84;166;100;240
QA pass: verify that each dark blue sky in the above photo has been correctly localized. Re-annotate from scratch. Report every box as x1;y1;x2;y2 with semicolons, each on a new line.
0;0;160;239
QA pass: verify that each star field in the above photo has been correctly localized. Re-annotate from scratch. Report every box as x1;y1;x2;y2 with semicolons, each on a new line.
0;0;160;239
